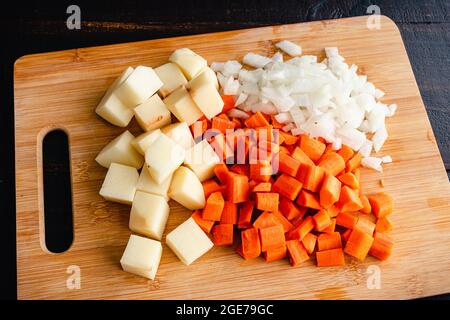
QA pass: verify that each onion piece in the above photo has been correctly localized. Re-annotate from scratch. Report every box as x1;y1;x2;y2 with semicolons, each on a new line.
227;108;250;119
243;52;272;68
382;155;393;163
275;40;302;56
372;125;388;153
274;112;293;124
362;157;383;172
234;92;248;107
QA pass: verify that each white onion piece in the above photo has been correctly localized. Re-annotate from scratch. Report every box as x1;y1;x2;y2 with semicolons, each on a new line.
223;76;240;95
325;47;339;58
332;137;342;150
387;104;397;117
282;123;295;132
372;125;388;152
243;52;272;68
382;155;393;163
274;112;293;124
216;72;228;88
234;92;248;107
362;157;383;172
222;60;242;77
271;51;284;63
336;126;366;151
291;127;306;136
210;62;225;72
275;40;302;56
227;108;250;119
359;139;373;157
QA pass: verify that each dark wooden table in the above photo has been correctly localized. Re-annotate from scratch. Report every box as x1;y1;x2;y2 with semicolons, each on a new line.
0;0;449;300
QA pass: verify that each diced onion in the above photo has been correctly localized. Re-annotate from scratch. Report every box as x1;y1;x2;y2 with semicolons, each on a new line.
243;52;272;68
275;40;302;56
227;108;250;119
362;157;383;172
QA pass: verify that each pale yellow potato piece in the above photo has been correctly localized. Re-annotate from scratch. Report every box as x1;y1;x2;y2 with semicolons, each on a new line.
184;139;220;181
190;83;224;119
168;166;205;210
154;62;188;98
99;163;139;205
120;234;162;280
131;129;161;156
134;94;171;132
161;122;195;150
136;166;172;201
163;86;203;125
95;130;144;169
168;48;207;80
186;67;218;91
166;217;213;266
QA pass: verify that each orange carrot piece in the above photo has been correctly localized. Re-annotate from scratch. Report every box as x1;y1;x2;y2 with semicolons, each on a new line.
327;204;340;218
337;145;354;162
341;229;352;246
375;216;393;233
240;228;261;259
359;195;371;214
336;212;359;229
369;232;393;260
212;224;234;246
264;245;287;262
280;131;299;145
301;233;317;254
272;174;303;201
286;240;310;266
299;135;326;162
316;248;345;267
318;152;345;176
344;229;374;261
317;232;342;251
297;164;325;193
353;168;361;182
238;201;254;229
231;117;242;129
252;182;272;192
221;95;236;113
337;172;359;189
278;145;291;154
192;210;215;233
249;159;272;182
286;216;314;240
319;173;342;209
272;210;294;233
244;111;270;128
213;163;230;185
279;198;305;221
354;217;376;235
338;186;363;212
313;209;332;232
220;201;238;224
255;192;279;212
278;152;301;177
226;172;250;203
345;152;362;172
229;164;249;177
260;225;286;252
296;190;322;210
202;191;225;221
291;147;315;166
322;218;336;234
190;119;208;141
253;211;279;229
368;193;393;218
202;179;225;199
270;115;285;129
210;133;233;162
212;116;235;134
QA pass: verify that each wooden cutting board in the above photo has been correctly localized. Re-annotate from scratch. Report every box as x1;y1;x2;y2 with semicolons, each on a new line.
14;15;450;300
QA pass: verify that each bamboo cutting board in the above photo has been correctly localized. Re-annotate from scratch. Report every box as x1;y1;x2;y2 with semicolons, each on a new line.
14;15;450;300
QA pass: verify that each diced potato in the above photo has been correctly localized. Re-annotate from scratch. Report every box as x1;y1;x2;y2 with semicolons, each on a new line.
166;217;213;265
136;166;172;201
99;163;139;205
95;130;144;169
95;67;135;127
154;62;188;98
184;139;220;181
190;83;224;119
168;48;207;80
115;66;163;107
161;122;195;150
163;86;203;125
129;191;169;240
120;234;162;280
131;129;161;156
187;67;218;91
134;94;171;132
168;166;205;210
145;133;185;184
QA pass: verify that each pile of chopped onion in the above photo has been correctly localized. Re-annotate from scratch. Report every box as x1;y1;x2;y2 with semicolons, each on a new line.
212;40;395;171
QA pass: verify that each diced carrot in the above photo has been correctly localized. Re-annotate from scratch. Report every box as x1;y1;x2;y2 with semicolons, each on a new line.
240;228;261;259
344;229;374;261
270;115;285;129
260;225;285;252
229;164;249;176
220;201;238;224
375;216;393;233
318;152;345;176
272;174;302;201
286;216;314;240
244;111;270;128
291;147;315;166
272;210;294;233
249;160;272;182
354;216;376;235
202;179;225;199
322;218;336;234
210;133;234;162
231;117;242;129
286;240;310;266
280;131;299;145
217;113;230;121
279;198;305;221
226;172;250;203
317;232;342;251
253;211;279;229
313;209;332;232
278;152;301;177
255;126;274;143
337;171;359;190
278;145;291;154
369;232;393;260
212;116;235;134
255;192;279;212
319;173;342;209
299;135;326;162
336;212;359;229
221;95;236;113
318;144;334;163
337;186;363;212
212;224;234;246
301;233;317;254
316;248;345;266
214;163;230;185
264;245;287;262
192;210;215;233
238;201;254;229
296;190;322;210
368;193;393;218
353;168;361;182
327;204;340;218
341;229;352;246
202;191;225;221
359;195;371;214
252;182;272;192
337;145;354;162
289;214;304;227
345;152;362;172
297;164;325;193
190;119;208;141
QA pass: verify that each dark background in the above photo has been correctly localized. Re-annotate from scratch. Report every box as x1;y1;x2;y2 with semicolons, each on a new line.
0;0;449;300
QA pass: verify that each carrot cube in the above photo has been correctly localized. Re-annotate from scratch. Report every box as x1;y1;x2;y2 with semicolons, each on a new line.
344;229;374;261
259;225;285;252
212;224;234;246
316;248;345;266
202;191;225;221
286;240;310;266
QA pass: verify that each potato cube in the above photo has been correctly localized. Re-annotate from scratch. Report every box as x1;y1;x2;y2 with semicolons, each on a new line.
134;94;171;132
163;86;203;125
184;139;220;181
145;133;185;184
161;122;195;150
136;166;172;201
95;130;144;169
99;163;139;205
166;217;213;265
168;166;205;210
129;191;169;240
115;66;163;107
190;83;224;119
187;67;218;91
168;48;207;80
154;62;188;98
120;234;162;280
131;129;161;156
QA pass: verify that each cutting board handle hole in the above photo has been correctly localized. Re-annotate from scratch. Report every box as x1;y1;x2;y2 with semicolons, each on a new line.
41;129;74;253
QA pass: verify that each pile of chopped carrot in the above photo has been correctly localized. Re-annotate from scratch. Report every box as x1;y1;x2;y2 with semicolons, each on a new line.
190;95;394;267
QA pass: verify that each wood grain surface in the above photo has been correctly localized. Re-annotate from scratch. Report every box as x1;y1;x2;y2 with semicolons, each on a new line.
13;15;450;300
